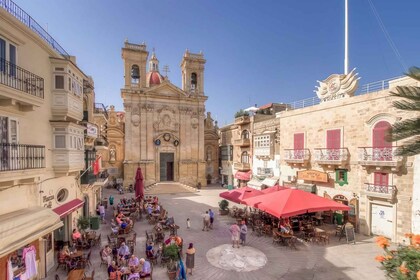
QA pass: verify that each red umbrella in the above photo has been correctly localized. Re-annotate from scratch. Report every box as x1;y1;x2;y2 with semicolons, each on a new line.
135;167;144;201
261;185;288;194
242;188;350;218
219;186;264;204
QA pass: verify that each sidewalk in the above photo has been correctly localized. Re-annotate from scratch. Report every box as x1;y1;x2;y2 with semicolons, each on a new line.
46;183;386;280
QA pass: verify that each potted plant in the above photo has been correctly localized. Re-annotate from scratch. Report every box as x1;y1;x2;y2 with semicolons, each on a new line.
163;244;180;280
77;216;90;233
219;199;229;215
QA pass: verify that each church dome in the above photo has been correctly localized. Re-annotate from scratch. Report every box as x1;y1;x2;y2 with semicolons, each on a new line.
146;71;164;86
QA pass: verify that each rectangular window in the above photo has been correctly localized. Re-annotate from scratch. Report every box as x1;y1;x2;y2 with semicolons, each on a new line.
55;135;66;148
374;172;388;186
55;75;64;89
9;119;18;143
68;77;71;91
327;129;341;149
9;44;16;77
0;38;6;72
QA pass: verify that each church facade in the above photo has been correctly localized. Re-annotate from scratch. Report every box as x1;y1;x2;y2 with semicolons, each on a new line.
121;41;209;187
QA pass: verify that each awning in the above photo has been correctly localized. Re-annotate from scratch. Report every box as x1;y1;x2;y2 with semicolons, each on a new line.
53;198;84;218
247;179;264;188
261;176;279;187
234;171;252;181
0;207;63;258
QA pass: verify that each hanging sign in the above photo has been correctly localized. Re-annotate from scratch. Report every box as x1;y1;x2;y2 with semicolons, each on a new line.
297;170;328;183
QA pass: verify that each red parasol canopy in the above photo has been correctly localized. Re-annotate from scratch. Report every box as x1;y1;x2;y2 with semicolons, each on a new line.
135;167;144;200
261;185;288;194
219;186;264;204
242;188;350;218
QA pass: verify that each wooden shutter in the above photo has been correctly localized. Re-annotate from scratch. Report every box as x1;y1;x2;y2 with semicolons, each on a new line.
374;172;388;186
373;121;391;148
327;129;341;149
294;133;304;150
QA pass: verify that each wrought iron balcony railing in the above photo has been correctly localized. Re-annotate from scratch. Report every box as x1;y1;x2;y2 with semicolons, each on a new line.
0;58;44;98
0;143;45;171
0;0;69;57
284;149;310;162
314;148;349;164
365;183;396;196
234;138;250;146
94;103;108;119
358;147;402;167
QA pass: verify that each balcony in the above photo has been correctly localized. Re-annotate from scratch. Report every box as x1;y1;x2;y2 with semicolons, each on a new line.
234;138;250;147
233;162;251;171
358;147;403;171
284;149;310;166
52;150;84;173
365;183;397;201
314;148;349;167
234;115;250;125
0;143;45;171
0;58;44;110
51;90;83;121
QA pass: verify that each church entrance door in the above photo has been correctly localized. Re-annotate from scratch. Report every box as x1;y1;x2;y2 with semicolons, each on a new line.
160;153;174;181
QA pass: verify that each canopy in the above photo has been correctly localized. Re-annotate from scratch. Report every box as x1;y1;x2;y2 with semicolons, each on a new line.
135;167;144;200
53;198;84;218
247;178;264;189
243;188;350;218
219;186;264;204
261;185;288;194
0;207;63;257
234;171;252;181
261;177;279;187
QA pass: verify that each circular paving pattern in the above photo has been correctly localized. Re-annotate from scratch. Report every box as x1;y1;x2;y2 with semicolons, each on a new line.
206;244;267;272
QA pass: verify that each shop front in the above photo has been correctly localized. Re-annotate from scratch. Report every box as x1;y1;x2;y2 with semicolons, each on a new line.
0;207;63;280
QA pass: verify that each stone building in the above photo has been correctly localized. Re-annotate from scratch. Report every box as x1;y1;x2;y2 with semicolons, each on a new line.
0;1;104;277
121;41;209;187
204;112;220;184
278;73;419;242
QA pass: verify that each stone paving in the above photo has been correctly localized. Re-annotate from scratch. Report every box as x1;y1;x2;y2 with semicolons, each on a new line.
46;183;387;280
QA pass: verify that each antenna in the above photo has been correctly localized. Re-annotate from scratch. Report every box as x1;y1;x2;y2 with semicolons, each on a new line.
162;65;170;77
344;0;349;74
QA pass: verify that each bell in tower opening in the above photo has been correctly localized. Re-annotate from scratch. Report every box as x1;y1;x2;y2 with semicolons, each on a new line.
131;64;140;84
191;72;197;91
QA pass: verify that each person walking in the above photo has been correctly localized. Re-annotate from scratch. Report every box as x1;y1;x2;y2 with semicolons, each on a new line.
229;222;241;248
209;209;215;229
202;211;210;231
185;243;195;275
240;220;248;245
186;218;191;229
99;203;106;224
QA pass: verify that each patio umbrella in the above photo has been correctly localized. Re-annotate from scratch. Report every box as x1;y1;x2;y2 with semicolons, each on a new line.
135;167;144;201
242;188;350;218
261;185;288;194
219;186;264;204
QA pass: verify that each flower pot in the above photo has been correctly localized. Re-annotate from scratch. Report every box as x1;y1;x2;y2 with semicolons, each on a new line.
167;270;177;280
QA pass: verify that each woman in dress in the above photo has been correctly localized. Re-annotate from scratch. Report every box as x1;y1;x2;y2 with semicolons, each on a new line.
185;243;195;275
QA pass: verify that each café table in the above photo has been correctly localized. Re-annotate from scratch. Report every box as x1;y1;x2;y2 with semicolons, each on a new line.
67;269;84;280
276;232;293;246
68;251;83;260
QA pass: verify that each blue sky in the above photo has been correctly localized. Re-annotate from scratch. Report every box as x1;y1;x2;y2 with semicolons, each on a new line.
15;0;420;125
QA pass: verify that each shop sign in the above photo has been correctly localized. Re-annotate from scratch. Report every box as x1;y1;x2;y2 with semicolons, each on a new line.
297;170;328;183
86;123;98;138
43;195;54;208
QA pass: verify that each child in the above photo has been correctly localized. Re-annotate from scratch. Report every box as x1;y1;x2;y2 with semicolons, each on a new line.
186;218;191;229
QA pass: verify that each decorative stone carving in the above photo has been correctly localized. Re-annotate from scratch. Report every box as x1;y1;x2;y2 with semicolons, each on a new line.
131;105;140;126
191;117;199;129
153;111;179;132
179;106;193;115
315;68;360;102
141;104;154;112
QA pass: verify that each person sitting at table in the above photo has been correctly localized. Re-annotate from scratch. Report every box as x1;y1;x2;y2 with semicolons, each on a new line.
72;228;82;242
146;242;157;258
59;245;71;261
146;204;153;215
102;245;113;266
128;254;140;268
108;261;120;279
139;258;151;278
153;196;158;204
117;242;131;265
154;203;161;213
127;268;140;280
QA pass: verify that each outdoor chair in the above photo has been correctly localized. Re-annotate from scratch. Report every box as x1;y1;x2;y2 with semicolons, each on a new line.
272;230;282;245
55;252;67;271
287;236;298;250
80;250;92;268
94;233;101;247
55;274;61;280
84;270;95;280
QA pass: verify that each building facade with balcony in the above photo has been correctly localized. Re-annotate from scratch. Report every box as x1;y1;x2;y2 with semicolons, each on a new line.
0;2;100;278
277;74;419;242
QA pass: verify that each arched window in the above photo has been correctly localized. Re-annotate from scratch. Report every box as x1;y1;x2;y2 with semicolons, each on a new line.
241;151;249;164
191;73;197;90
241;130;249;139
131;64;140;84
372;121;392;148
372;121;392;161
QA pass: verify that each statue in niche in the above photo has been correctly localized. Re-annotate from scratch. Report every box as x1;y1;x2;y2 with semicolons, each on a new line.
109;148;116;162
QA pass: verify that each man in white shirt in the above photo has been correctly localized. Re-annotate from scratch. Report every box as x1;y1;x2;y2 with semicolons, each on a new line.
202;211;210;231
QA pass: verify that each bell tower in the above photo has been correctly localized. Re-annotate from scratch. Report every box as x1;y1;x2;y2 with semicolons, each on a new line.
121;40;149;89
180;49;206;95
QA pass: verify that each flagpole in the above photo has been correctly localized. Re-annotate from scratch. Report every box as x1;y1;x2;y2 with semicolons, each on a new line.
344;0;349;74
